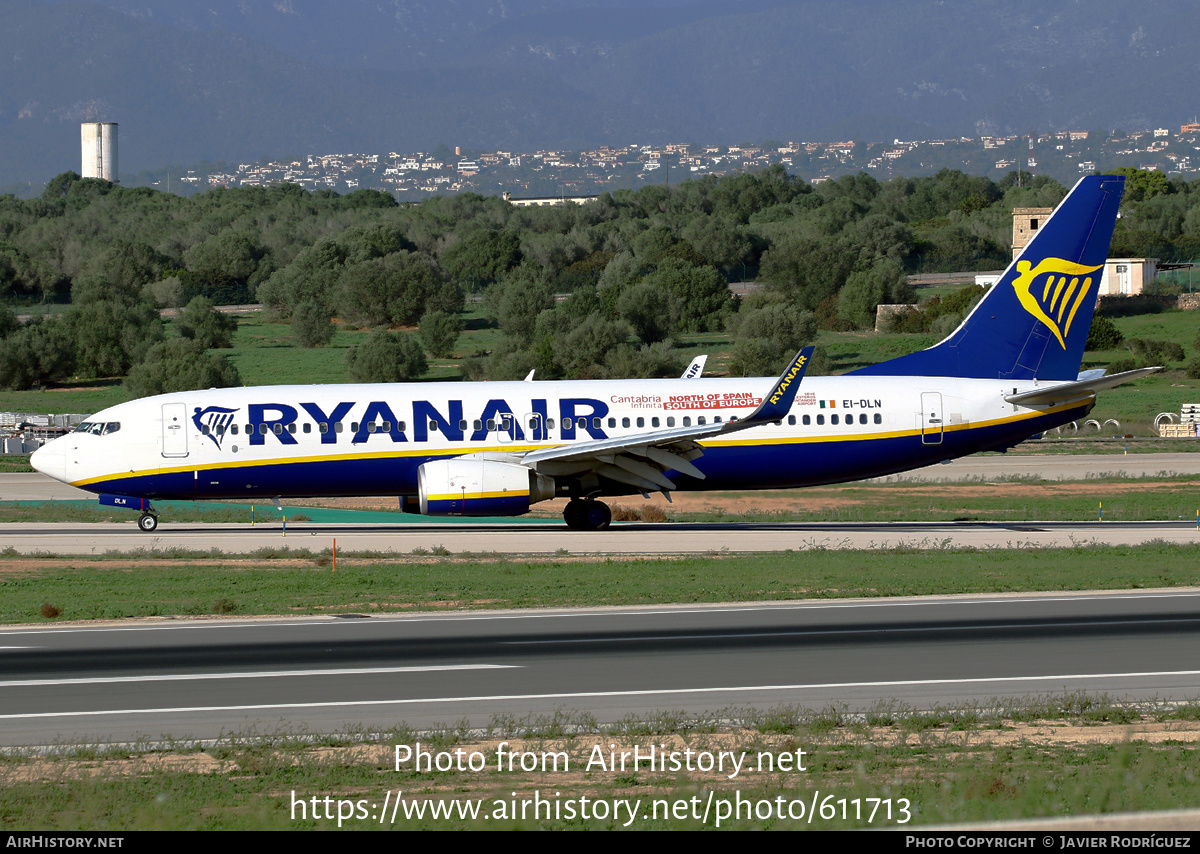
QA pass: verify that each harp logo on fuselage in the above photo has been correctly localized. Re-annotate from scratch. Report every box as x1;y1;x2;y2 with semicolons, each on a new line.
1011;257;1102;348
192;406;239;449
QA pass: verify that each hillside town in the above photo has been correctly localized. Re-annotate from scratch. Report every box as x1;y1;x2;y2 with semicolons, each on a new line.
162;124;1200;200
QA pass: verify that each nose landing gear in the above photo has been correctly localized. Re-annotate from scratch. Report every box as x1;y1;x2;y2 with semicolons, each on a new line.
137;513;159;532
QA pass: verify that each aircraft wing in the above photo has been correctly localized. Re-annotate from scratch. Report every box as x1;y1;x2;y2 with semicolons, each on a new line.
518;348;814;495
1003;366;1161;406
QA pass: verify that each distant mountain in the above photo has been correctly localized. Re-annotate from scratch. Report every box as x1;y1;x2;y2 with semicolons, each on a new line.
3;0;1198;187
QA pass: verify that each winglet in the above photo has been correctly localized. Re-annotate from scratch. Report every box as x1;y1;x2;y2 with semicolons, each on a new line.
736;346;814;426
680;354;708;379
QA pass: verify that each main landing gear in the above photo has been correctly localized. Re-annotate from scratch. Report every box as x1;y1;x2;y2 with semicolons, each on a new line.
137;513;159;532
563;498;611;531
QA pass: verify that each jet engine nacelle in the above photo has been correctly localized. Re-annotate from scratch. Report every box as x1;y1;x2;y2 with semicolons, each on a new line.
418;458;555;517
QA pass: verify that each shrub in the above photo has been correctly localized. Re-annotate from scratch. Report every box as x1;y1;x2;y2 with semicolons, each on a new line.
418;310;464;358
1125;338;1184;363
292;299;336;347
177;295;237;348
346;328;428;382
1085;314;1123;351
123;339;242;398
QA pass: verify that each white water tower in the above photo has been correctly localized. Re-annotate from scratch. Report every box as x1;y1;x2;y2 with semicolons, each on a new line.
80;122;118;182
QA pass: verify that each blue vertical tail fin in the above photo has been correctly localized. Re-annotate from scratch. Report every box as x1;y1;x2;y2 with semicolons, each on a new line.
853;175;1125;380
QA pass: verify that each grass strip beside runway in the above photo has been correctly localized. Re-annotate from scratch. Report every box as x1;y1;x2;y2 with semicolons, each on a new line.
2;541;1200;624
2;697;1199;829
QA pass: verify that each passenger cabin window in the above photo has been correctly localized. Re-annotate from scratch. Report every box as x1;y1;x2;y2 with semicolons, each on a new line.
831;414;839;425
874;414;882;424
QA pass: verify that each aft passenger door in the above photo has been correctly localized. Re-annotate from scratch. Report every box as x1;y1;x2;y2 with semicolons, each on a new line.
161;403;189;458
920;392;944;445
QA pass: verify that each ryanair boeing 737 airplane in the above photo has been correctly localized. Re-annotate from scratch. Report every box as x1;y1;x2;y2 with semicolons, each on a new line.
32;175;1150;531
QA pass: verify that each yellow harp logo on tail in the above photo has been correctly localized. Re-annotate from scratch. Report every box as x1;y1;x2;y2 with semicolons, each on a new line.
1011;257;1102;348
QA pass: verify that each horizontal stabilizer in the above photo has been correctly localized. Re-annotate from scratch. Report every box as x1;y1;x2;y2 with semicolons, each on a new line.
1004;367;1161;406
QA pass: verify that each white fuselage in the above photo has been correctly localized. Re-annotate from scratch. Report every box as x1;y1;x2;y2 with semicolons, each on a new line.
32;374;1089;504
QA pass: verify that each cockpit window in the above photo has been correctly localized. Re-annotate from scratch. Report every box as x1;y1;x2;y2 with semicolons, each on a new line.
73;421;119;435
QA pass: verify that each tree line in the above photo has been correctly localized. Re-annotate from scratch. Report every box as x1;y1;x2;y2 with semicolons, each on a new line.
2;165;1199;392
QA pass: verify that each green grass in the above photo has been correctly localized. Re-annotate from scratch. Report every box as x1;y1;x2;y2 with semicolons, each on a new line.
1;698;1197;829
4;542;1200;624
0;456;33;472
223;314;365;386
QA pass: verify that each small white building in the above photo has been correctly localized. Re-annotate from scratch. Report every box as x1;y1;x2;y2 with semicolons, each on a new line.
1098;259;1158;296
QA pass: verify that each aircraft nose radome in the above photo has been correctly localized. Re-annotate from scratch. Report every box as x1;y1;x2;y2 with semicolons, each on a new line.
30;440;66;483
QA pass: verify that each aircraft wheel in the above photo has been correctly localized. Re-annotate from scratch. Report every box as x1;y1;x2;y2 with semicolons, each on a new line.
137;514;159;532
581;500;611;531
563;499;586;530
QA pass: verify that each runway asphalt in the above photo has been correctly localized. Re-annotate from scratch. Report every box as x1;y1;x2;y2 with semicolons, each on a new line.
2;589;1198;746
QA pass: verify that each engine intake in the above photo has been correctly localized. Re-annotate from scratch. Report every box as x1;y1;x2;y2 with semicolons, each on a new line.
418;459;555;517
